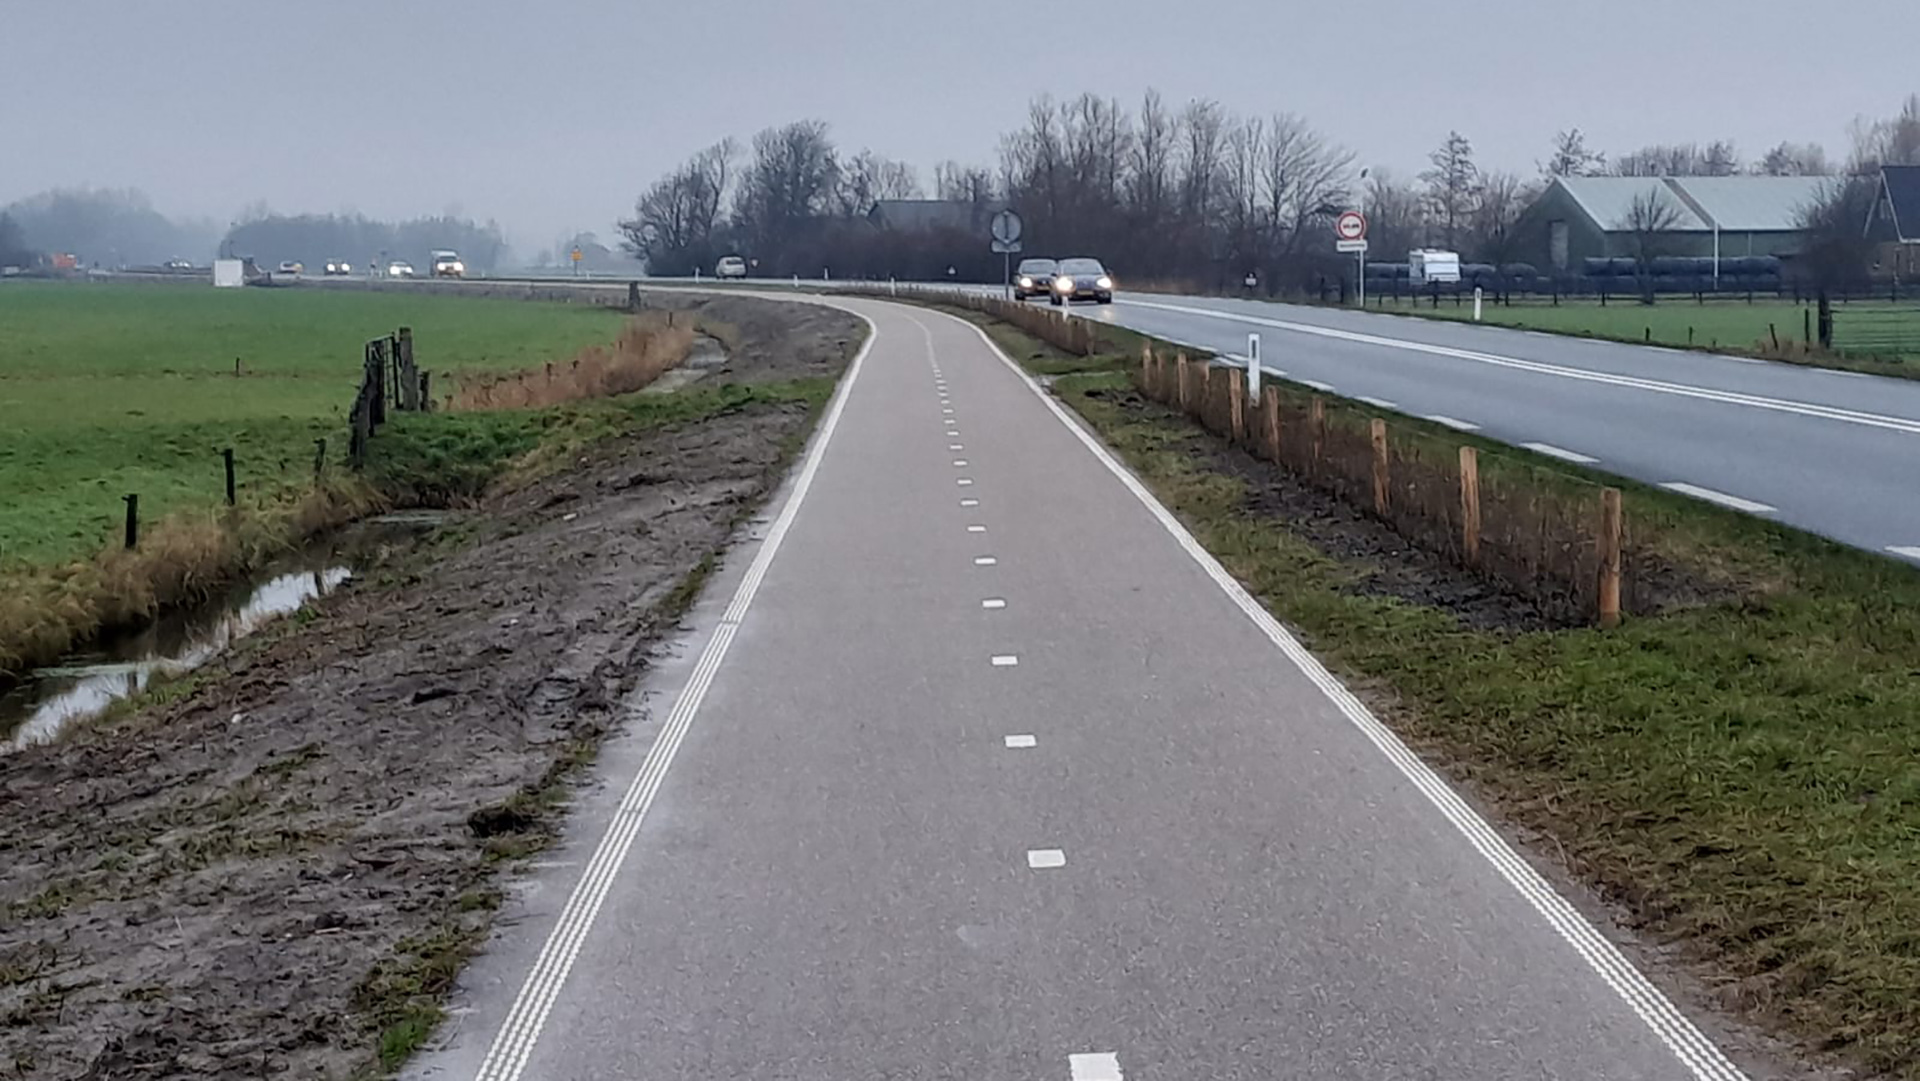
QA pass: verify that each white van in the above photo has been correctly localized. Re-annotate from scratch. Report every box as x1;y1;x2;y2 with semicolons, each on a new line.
1408;249;1462;285
715;255;747;279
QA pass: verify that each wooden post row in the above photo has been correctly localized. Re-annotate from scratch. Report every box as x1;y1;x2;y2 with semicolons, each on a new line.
1370;418;1390;515
1262;387;1282;462
1229;369;1246;445
1176;354;1191;412
1309;397;1326;473
1458;446;1481;565
1598;487;1623;628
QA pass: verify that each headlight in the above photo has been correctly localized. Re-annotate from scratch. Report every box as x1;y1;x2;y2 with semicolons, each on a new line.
451;262;464;271
1018;276;1032;287
1096;276;1112;290
1054;276;1073;292
341;263;352;273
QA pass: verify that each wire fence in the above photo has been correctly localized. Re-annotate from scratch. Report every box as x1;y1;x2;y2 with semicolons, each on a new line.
1144;347;1631;626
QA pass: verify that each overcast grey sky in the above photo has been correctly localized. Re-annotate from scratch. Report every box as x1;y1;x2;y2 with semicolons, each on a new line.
6;0;1918;251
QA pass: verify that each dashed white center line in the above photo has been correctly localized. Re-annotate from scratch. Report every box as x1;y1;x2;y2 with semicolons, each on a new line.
953;459;969;467
981;597;1006;608
1660;482;1776;514
1520;442;1600;465
1887;546;1920;560
950;443;964;450
990;654;1019;666
1300;379;1336;392
1004;734;1036;748
967;524;987;532
1425;414;1481;431
957;478;974;486
960;498;979;507
1068;1052;1122;1081
1026;848;1065;869
974;556;997;565
1356;395;1398;410
943;407;954;414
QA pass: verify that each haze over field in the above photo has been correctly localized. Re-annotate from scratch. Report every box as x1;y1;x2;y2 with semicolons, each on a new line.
6;0;1920;253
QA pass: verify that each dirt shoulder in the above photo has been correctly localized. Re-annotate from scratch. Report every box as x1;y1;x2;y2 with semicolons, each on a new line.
0;298;861;1080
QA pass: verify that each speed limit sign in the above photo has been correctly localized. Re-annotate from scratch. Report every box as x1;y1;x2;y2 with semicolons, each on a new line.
1335;210;1367;241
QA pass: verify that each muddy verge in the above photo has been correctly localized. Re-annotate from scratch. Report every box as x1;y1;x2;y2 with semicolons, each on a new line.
1080;385;1566;633
0;400;818;1080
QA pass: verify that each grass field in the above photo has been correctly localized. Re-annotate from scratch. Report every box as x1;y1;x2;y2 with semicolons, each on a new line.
958;308;1920;1077
1387;294;1920;370
0;282;625;565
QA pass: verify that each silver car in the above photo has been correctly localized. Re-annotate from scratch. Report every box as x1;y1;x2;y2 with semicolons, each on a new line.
1049;257;1114;305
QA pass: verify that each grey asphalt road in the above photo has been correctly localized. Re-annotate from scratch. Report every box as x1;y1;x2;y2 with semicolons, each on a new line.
409;296;1772;1081
1064;292;1920;558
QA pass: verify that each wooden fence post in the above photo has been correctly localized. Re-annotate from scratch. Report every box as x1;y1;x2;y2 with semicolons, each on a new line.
1176;354;1191;413
1310;397;1326;474
1370;418;1390;515
1458;445;1481;565
313;438;327;483
1262;386;1282;461
398;327;418;410
1598;487;1623;628
122;494;138;549
222;447;236;507
1229;368;1247;444
1141;344;1153;392
1199;363;1213;421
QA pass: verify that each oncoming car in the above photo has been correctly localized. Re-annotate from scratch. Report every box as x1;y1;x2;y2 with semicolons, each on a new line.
431;250;465;278
324;260;352;276
715;255;748;279
276;260;304;277
1013;257;1057;300
387;261;416;279
1049;257;1113;305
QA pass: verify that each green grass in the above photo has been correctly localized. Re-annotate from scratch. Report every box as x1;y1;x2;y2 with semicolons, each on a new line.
1389;294;1920;373
957;310;1920;1078
0;281;628;565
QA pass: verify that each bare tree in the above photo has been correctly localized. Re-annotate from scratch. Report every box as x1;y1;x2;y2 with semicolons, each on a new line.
1703;140;1741;176
1797;176;1880;293
1471;171;1536;265
1618;188;1684;302
1848;93;1920;170
617;137;735;271
1260;113;1354;258
1543;128;1605;177
1127;89;1178;237
1755;141;1834;176
1612;141;1740;177
1421;130;1480;249
836;149;921;218
731;120;840;266
1177;99;1227;229
933;161;996;205
1364;168;1427;263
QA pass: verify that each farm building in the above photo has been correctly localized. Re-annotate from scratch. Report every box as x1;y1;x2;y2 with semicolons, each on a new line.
1866;164;1920;277
1512;175;1831;274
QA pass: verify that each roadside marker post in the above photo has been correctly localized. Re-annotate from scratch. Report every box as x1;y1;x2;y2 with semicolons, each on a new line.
1247;333;1261;398
1474;286;1484;322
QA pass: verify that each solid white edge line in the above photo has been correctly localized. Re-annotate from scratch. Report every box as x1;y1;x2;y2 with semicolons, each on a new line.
471;314;879;1081
943;308;1747;1081
1659;482;1777;514
1886;545;1920;560
1300;379;1336;392
1520;442;1601;465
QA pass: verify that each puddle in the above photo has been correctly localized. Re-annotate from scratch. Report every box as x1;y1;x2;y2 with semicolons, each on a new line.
1;516;442;751
642;333;728;395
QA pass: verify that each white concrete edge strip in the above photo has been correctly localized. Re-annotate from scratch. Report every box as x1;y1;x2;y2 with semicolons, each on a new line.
1520;442;1601;465
949;310;1748;1081
471;314;879;1081
1658;482;1776;515
1121;298;1920;437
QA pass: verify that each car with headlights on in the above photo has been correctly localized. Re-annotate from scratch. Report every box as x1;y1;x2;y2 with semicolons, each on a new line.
1013;257;1057;300
1049;257;1113;305
387;261;416;279
324;260;352;276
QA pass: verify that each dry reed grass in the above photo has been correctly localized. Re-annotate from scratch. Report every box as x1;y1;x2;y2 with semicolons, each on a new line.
446;315;695;411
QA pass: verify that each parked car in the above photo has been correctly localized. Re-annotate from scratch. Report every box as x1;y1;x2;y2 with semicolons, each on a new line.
276;260;304;276
1013;257;1058;300
1049;257;1113;305
715;255;748;279
324;260;352;276
387;261;416;279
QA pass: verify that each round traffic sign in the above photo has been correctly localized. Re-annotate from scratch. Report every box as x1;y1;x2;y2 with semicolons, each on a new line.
990;209;1023;245
1335;210;1367;241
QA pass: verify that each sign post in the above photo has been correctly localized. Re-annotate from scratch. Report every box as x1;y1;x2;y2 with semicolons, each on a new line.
1335;210;1369;307
570;246;583;277
990;209;1024;300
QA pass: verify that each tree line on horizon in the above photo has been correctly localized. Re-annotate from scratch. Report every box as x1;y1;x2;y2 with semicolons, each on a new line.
621;92;1920;290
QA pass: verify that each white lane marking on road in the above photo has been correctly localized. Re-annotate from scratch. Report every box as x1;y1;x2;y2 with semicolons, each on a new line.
968;524;987;532
1425;414;1481;431
1659;482;1776;514
961;498;980;507
990;654;1019;666
1828;370;1869;378
974;556;997;565
951;310;1749;1081
981;597;1006;608
1520;442;1600;465
950;443;964;450
1355;395;1398;410
953;459;969;467
1026;849;1066;869
1886;546;1920;560
1300;379;1336;392
1120;298;1920;438
957;478;974;486
1004;734;1036;748
471;313;881;1081
1069;1052;1122;1080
